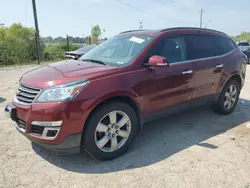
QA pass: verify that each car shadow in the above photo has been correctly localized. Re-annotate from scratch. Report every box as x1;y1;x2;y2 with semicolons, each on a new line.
0;97;6;103
32;98;250;174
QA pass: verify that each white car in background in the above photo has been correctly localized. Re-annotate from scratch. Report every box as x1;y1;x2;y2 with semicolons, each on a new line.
238;41;250;63
64;44;97;60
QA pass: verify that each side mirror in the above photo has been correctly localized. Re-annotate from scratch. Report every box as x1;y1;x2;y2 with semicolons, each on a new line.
146;55;169;67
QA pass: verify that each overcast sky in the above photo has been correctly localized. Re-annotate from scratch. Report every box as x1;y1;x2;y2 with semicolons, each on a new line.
0;0;249;38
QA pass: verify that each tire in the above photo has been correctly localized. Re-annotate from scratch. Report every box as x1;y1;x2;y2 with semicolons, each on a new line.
82;101;138;160
213;79;240;115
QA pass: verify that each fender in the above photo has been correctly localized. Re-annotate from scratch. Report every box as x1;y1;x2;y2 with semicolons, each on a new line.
219;72;243;94
82;89;143;130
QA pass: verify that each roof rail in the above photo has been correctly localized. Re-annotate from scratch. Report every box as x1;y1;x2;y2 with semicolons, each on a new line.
119;29;148;34
159;27;227;35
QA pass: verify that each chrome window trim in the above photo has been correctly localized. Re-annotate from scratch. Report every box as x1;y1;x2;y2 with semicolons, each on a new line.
169;48;236;66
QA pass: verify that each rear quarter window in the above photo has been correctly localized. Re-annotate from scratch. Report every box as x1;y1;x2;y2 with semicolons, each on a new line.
215;37;236;56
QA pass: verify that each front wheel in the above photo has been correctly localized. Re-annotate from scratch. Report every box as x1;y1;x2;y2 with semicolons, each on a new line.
213;79;240;115
82;102;138;160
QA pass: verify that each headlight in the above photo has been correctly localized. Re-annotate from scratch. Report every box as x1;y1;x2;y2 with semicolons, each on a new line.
36;81;89;102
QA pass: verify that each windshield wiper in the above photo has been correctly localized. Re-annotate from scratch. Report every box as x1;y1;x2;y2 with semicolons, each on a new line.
81;59;107;65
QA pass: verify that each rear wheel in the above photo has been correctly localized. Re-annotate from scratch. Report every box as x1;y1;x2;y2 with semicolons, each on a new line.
82;102;138;160
213;79;240;115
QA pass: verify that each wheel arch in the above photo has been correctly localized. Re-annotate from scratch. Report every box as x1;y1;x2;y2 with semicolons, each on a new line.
220;73;242;93
83;94;143;135
230;74;242;88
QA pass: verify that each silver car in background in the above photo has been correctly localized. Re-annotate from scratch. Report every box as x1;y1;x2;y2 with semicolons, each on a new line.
64;44;97;60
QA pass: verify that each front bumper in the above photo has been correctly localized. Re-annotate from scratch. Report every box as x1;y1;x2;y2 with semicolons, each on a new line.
15;123;82;153
14;120;81;153
6;100;92;153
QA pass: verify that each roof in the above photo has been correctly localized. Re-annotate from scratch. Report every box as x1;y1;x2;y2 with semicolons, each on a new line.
119;29;160;36
119;27;227;37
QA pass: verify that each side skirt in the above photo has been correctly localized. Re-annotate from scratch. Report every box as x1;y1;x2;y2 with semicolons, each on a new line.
141;94;219;124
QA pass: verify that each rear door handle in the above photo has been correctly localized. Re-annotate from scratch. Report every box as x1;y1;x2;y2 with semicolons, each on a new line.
216;64;224;68
182;70;193;75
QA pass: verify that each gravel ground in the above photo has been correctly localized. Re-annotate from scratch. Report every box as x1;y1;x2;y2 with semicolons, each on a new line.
0;65;250;188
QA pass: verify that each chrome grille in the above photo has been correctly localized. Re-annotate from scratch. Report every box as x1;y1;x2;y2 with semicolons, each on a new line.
16;84;41;105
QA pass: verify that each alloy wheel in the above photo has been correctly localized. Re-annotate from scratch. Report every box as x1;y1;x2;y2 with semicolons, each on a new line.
224;85;237;110
94;110;131;152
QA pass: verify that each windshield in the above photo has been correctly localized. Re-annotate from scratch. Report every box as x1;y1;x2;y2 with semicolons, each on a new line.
79;35;154;67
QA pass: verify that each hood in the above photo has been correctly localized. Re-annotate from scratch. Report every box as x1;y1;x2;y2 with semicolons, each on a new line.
20;60;118;88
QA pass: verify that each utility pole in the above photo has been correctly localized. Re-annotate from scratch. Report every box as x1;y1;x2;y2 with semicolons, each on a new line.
66;35;70;51
139;21;143;30
32;0;41;65
200;9;204;28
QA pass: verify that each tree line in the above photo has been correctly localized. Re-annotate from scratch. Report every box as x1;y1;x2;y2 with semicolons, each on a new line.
0;23;249;66
0;23;103;66
42;36;87;46
232;32;250;43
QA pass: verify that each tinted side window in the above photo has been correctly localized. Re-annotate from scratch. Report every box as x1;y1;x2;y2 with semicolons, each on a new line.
146;36;187;64
185;35;216;60
215;37;236;55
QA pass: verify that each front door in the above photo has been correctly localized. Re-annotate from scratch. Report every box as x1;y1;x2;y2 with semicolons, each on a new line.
140;35;194;119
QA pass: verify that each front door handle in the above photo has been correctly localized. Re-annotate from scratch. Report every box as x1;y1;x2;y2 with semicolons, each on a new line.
216;64;224;68
182;70;193;75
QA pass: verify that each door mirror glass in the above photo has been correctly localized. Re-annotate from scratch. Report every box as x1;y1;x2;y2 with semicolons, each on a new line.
147;55;169;67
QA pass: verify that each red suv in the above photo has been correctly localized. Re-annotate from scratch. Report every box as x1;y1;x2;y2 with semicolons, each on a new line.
5;27;247;160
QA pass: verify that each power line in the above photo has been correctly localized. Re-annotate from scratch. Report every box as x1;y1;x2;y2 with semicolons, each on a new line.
115;0;197;25
115;0;146;13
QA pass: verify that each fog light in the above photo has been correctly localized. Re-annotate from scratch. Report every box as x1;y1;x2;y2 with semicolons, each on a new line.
31;120;63;127
46;130;58;137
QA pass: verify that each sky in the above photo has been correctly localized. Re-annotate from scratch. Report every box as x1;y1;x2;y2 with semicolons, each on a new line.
0;0;249;38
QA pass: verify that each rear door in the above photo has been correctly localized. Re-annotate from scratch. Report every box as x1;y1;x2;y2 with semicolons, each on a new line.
185;34;223;100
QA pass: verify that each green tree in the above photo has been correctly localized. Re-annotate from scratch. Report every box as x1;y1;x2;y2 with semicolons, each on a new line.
232;32;250;43
91;25;101;44
43;43;80;61
85;36;92;45
0;23;37;65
